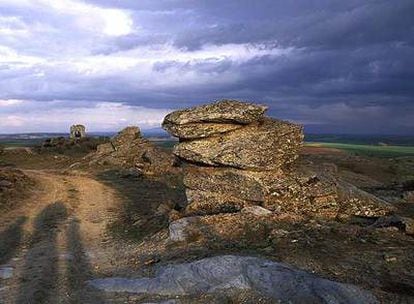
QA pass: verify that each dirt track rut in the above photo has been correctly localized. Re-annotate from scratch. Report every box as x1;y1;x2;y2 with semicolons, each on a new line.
0;170;120;303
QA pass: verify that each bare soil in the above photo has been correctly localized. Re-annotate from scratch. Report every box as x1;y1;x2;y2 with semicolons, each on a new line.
0;148;413;303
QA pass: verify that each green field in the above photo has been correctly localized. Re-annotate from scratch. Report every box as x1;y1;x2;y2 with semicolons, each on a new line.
0;139;44;147
306;142;414;157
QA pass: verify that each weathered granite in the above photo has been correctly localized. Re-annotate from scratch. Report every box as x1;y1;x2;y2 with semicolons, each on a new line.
88;255;377;304
337;180;394;218
185;189;250;216
168;217;200;242
183;166;266;202
173;118;303;170
163;122;243;139
111;126;141;148
162;99;267;127
241;206;272;216
88;126;173;172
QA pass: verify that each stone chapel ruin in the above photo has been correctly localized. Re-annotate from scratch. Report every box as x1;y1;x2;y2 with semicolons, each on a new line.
70;124;86;139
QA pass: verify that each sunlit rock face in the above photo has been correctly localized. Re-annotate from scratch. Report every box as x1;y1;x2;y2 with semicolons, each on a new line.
162;99;393;220
70;124;86;139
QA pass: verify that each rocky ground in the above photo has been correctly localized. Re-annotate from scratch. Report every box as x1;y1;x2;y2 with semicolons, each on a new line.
0;102;413;303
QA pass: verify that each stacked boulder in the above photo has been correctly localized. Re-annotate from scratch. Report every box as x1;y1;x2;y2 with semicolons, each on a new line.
163;100;393;219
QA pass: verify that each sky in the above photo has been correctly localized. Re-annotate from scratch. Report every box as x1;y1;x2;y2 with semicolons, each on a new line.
0;0;413;134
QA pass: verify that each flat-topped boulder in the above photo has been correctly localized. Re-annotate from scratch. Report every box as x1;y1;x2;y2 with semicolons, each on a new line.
162;100;267;137
174;118;303;170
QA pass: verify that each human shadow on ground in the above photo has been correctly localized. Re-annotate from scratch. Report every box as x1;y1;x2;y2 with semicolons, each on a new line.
0;217;27;265
66;217;105;303
15;202;67;304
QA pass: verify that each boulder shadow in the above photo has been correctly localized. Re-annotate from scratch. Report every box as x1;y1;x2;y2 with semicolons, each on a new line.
97;170;186;242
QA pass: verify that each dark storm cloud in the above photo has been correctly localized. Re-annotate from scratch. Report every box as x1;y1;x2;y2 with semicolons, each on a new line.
0;0;413;133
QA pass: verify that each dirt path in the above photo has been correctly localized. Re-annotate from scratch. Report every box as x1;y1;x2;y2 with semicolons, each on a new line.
0;170;121;304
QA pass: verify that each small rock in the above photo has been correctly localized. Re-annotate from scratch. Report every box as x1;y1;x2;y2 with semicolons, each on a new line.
59;253;74;261
0;180;13;188
241;206;272;216
156;203;173;216
0;266;14;279
96;142;115;154
168;210;182;223
371;215;414;235
169;217;199;241
383;255;397;262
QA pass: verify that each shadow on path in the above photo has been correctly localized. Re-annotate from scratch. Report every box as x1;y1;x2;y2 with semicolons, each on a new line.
15;202;67;304
66;217;104;303
0;217;27;265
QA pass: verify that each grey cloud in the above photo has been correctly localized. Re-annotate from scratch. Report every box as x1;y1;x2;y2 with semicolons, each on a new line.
0;0;413;134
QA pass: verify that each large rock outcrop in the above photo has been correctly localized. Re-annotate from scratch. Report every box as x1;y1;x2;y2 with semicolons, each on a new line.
162;99;393;219
86;126;173;174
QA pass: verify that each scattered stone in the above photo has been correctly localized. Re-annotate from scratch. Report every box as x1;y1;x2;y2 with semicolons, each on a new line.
403;191;414;203
59;253;74;261
263;171;339;218
141;300;177;304
0;168;33;209
88;255;377;303
241;206;272;216
156;203;173;216
169;217;199;242
185;189;249;216
111;126;141;148
383;255;397;263
119;168;143;178
0;266;14;279
184;166;266;202
337;181;394;218
168;210;182;223
86;126;174;173
68;162;82;169
0;180;13;188
96;142;115;154
372;215;414;235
